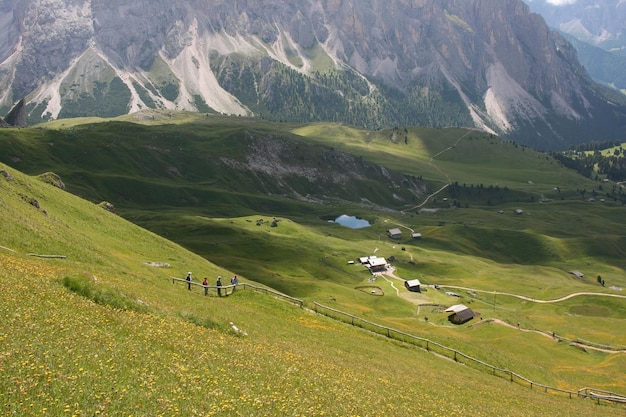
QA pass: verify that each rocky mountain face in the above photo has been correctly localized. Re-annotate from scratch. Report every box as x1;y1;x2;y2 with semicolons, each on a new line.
1;0;625;150
524;0;626;91
524;0;625;51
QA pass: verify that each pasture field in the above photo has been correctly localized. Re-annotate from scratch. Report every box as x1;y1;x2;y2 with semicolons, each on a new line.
1;113;625;414
4;163;624;416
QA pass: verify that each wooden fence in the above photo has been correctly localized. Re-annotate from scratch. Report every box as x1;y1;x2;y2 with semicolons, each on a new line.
172;276;625;406
549;333;626;352
172;277;236;297
172;278;303;306
312;302;626;406
238;282;304;306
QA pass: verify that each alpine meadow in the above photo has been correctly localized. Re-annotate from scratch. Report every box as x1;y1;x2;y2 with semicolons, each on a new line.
0;111;625;416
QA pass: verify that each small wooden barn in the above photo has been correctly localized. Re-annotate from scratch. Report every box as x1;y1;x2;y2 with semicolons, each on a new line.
445;304;474;324
387;228;402;239
404;279;421;292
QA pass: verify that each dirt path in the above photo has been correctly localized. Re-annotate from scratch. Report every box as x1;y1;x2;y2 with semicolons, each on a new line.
382;270;626;353
381;269;430;305
383;268;405;283
476;319;626;354
383;220;415;235
0;244;16;252
438;284;626;303
401;130;474;212
384;271;626;306
403;182;451;212
483;318;553;339
430;130;473;161
380;274;400;296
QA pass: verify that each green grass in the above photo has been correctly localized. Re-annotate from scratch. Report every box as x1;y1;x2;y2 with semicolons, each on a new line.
1;114;626;414
4;163;624;415
293;124;599;194
61;274;150;313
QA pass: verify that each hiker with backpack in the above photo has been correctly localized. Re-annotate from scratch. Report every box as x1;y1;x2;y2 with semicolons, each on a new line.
202;277;209;295
216;276;223;297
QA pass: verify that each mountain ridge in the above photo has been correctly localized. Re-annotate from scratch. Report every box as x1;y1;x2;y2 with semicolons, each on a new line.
523;0;626;91
1;0;625;149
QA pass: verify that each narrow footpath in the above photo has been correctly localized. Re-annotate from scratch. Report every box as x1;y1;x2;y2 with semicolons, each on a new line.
381;270;626;354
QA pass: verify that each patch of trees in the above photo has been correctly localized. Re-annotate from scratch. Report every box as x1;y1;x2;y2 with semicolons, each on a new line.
551;149;626;182
569;140;623;152
210;57;474;129
606;184;626;205
443;182;516;207
58;78;131;119
550;153;594;178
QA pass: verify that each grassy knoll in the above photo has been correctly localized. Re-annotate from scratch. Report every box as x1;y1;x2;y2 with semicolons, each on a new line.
4;164;625;416
292;124;598;194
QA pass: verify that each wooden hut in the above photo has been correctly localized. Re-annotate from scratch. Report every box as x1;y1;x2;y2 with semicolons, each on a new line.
404;279;421;292
445;304;474;324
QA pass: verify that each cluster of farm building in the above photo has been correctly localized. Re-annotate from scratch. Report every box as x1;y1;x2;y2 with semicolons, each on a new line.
355;253;474;324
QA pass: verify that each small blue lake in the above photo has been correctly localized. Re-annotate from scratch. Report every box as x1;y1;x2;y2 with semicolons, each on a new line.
334;214;371;229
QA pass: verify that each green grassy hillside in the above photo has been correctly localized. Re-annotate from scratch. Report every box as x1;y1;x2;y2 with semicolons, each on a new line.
4;163;624;415
1;113;625;414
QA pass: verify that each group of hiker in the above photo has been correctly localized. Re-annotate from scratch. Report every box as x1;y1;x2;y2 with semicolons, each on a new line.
185;272;238;296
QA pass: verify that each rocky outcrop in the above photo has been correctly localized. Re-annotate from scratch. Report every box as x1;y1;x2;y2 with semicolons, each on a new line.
4;98;27;127
37;172;66;190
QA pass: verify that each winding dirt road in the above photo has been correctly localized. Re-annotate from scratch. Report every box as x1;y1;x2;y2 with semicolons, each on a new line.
437;284;626;303
479;319;626;354
381;269;626;353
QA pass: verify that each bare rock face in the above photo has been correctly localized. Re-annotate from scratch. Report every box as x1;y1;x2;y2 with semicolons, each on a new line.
11;0;93;97
0;1;22;62
0;0;624;150
525;0;626;49
524;0;626;91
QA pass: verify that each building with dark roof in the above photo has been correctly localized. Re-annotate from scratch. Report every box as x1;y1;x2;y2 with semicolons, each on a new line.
404;279;421;292
445;304;474;324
